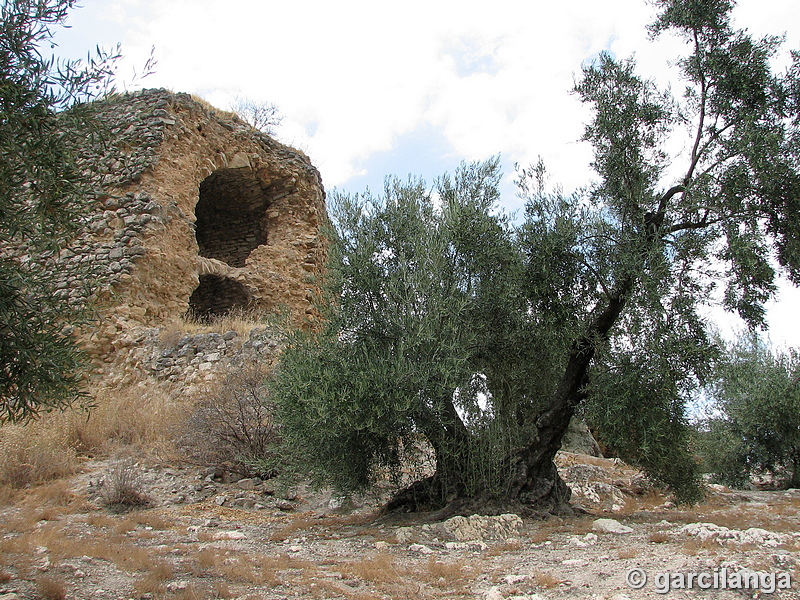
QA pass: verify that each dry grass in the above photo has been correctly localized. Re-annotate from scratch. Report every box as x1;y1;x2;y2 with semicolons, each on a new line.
87;513;118;530
0;420;78;491
11;525;155;573
133;560;173;596
487;539;523;555
528;515;594;544
28;480;77;507
648;531;672;543
617;548;639;559
130;511;172;530
176;307;278;339
36;574;67;600
269;514;319;541
425;557;467;588
615;489;667;514
190;94;240;122
65;384;187;453
193;547;221;571
337;553;400;584
0;383;187;498
86;510;172;535
191;549;299;587
533;571;564;589
681;537;720;556
210;582;234;599
172;582;216;600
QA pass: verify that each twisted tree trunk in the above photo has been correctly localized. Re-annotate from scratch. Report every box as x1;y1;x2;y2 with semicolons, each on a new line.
507;277;633;510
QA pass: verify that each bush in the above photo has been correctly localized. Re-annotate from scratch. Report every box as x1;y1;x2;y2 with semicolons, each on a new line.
180;365;283;479
100;459;151;511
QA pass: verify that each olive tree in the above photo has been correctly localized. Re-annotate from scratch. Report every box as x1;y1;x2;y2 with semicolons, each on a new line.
700;334;800;488
1;0;120;421
273;0;800;511
274;159;544;508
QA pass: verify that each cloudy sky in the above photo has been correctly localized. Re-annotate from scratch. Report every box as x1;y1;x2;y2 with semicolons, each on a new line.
52;0;800;346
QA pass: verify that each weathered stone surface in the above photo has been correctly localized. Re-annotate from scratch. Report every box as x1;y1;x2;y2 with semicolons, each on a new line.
26;89;327;390
560;417;603;457
441;513;523;541
592;518;634;534
680;522;790;546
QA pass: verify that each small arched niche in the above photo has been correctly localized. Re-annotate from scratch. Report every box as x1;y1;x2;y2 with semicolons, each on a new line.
188;274;250;321
195;168;270;268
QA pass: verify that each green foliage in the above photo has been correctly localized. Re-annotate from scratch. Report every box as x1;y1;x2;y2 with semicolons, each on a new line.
273;158;550;499
0;0;120;421
558;0;800;499
586;320;717;502
274;0;800;507
699;334;800;488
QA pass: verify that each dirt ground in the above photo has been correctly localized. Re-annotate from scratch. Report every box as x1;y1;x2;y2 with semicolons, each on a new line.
2;452;799;600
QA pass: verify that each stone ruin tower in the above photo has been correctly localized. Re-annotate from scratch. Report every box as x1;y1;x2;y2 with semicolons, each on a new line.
53;90;327;386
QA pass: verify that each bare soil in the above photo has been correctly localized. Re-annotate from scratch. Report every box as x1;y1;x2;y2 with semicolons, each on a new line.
2;452;799;600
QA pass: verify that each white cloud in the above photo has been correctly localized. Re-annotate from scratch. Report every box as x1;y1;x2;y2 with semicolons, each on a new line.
52;0;800;346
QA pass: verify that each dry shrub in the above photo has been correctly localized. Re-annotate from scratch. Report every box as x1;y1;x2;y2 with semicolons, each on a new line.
180;364;282;478
0;572;12;583
426;557;466;586
36;574;67;600
133;560;173;596
100;459;152;511
648;531;671;543
533;571;564;589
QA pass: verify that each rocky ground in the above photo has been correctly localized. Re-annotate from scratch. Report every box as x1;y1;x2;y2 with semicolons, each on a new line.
2;452;799;600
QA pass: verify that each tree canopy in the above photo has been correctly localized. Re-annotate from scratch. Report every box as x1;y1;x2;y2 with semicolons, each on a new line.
0;0;120;421
274;0;800;511
700;334;800;488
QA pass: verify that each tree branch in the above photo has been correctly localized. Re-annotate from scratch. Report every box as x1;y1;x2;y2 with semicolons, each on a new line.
656;184;686;216
685;29;707;184
580;257;613;300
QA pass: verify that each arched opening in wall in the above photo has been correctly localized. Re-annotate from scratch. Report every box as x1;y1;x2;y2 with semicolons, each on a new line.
195;168;270;268
188;275;250;321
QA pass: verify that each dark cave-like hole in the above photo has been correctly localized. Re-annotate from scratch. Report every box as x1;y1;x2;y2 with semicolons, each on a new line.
188;274;250;321
195;168;270;268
